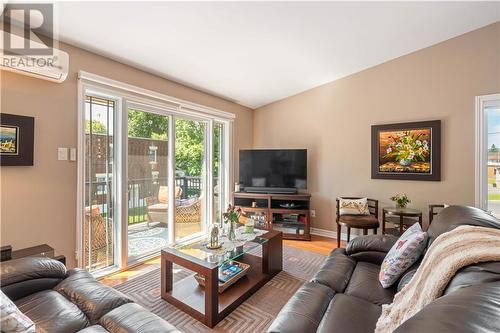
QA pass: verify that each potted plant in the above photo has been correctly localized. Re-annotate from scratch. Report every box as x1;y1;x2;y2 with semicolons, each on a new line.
223;204;242;241
390;194;411;208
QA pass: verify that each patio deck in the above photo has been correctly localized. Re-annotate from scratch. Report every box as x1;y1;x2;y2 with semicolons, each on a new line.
128;222;168;257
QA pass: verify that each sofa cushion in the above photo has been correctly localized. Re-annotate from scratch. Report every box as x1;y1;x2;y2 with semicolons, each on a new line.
443;261;500;295
346;234;398;255
311;248;356;293
396;260;421;292
267;282;335;333
394;281;500;333
344;262;395;305
427;205;500;247
379;223;427;288
317;294;381;333
0;257;67;287
78;326;109;333
54;269;133;325
99;303;181;333
15;290;89;333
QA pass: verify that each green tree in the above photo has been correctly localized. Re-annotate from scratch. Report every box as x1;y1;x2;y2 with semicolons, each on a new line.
175;119;205;176
128;110;168;140
127;110;221;177
490;144;499;153
85;120;107;134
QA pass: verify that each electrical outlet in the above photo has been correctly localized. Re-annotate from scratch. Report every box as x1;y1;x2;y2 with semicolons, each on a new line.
311;209;316;218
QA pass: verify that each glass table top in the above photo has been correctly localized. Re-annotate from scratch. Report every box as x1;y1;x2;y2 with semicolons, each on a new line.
383;207;422;215
171;227;268;267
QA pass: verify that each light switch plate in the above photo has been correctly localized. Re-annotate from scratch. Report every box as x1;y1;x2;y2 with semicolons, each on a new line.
58;148;68;161
70;148;77;161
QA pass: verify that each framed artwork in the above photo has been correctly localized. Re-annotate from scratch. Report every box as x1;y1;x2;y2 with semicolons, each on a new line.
371;120;441;181
0;114;34;166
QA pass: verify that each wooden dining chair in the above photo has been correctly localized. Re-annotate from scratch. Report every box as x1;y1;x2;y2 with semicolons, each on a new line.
336;197;379;248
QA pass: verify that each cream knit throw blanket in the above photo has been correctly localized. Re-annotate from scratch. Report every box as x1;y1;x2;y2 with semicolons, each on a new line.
375;225;500;333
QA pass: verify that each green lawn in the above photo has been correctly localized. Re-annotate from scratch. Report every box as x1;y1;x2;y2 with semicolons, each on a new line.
128;207;148;224
489;177;497;185
100;207;148;225
488;193;500;201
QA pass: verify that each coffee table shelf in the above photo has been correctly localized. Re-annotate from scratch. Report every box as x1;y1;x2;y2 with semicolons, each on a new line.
161;230;282;328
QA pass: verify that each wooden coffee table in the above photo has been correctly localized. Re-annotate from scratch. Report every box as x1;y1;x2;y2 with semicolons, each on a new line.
161;229;282;328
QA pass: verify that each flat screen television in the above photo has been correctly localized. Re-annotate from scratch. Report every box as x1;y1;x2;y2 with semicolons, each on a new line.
239;149;307;193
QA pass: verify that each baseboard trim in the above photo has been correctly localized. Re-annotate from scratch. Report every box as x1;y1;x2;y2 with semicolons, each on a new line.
310;228;357;241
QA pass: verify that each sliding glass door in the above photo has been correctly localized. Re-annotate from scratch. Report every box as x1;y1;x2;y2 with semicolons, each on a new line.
127;108;170;260
79;81;232;275
174;118;207;241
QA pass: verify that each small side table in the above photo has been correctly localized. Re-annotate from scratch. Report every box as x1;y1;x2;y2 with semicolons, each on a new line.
382;207;423;236
0;244;66;265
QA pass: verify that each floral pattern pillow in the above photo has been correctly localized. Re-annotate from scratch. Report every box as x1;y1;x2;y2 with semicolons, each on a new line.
339;198;370;215
379;223;428;288
0;290;35;333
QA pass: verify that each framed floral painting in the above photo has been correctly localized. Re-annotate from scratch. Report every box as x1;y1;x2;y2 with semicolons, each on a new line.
371;120;441;181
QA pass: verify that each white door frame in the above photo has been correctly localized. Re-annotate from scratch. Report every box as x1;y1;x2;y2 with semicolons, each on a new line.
475;93;500;210
77;72;234;275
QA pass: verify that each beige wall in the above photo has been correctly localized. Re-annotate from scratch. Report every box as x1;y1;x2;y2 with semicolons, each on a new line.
0;42;253;268
254;23;500;233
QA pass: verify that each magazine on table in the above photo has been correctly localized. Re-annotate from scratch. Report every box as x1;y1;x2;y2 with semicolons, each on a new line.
219;261;244;283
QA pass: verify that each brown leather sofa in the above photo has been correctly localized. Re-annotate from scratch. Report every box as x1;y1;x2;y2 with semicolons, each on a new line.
0;257;180;333
268;205;500;333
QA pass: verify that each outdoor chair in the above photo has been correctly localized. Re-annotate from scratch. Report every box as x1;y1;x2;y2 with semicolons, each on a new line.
84;205;113;270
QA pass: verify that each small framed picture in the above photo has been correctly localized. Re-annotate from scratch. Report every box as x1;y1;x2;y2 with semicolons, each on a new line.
0;114;34;166
371;120;441;181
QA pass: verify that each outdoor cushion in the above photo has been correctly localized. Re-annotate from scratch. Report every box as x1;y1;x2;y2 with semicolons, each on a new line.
158;186;182;204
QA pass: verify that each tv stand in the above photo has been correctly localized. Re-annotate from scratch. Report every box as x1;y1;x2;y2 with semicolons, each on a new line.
232;192;311;241
243;187;297;194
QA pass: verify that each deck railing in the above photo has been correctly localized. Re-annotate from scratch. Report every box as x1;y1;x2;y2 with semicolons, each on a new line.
85;176;203;225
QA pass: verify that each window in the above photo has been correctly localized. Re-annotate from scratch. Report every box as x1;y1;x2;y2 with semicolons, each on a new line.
77;72;233;275
476;94;500;216
83;96;117;272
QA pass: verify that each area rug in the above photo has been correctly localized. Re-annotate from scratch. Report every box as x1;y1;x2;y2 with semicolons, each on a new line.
114;246;327;333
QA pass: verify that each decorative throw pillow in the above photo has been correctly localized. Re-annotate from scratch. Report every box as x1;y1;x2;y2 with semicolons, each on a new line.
379;223;428;288
158;186;183;203
339;198;370;215
0;290;35;333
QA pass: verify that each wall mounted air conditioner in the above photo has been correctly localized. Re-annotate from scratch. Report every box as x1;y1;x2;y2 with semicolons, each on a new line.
1;32;69;83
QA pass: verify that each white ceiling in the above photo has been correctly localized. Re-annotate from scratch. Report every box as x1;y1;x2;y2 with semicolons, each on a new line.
53;1;500;108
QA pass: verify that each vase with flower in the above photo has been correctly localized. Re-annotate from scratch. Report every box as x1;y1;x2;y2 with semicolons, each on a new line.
223;204;242;241
390;194;411;208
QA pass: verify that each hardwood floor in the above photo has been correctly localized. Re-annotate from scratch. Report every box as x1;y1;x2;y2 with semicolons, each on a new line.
100;235;342;287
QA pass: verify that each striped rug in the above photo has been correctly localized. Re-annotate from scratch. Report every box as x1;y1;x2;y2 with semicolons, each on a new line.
114;246;327;333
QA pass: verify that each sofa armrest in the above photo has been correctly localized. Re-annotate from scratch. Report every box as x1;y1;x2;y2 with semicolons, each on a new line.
346;234;398;255
0;257;67;301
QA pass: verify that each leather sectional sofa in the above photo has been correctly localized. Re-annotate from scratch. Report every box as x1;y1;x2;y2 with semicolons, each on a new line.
0;257;179;333
268;205;500;333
